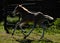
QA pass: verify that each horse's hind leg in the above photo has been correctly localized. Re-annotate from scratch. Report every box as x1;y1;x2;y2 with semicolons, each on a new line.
40;23;47;39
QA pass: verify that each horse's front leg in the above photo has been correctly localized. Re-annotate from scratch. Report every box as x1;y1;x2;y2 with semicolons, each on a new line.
18;19;27;36
12;22;20;35
19;22;26;31
24;20;37;39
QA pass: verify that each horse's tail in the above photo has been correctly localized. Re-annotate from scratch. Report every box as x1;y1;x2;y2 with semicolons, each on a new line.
44;15;54;20
38;12;54;20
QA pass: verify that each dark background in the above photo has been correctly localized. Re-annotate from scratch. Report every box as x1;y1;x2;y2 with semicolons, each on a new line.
0;0;60;21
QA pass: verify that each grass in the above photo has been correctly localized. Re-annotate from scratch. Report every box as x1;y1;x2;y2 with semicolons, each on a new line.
0;17;60;43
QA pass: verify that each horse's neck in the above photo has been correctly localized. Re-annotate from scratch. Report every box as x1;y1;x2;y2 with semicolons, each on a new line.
18;7;30;17
19;7;28;13
18;8;27;17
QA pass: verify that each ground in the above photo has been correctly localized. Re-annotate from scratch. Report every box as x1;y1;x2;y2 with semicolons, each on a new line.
0;18;60;43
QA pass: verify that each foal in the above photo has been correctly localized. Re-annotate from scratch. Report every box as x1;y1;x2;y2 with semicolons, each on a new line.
12;4;54;39
17;5;54;27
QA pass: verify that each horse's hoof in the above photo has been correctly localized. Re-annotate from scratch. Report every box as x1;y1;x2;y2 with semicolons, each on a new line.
12;33;14;36
6;31;10;34
24;36;27;39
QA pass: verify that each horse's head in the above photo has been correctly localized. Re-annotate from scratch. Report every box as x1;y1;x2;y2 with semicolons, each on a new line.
12;4;27;17
12;5;21;16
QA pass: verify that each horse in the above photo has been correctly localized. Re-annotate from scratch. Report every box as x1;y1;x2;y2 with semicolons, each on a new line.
12;4;54;27
11;4;54;39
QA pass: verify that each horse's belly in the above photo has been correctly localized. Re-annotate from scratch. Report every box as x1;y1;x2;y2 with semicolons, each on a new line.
23;15;34;21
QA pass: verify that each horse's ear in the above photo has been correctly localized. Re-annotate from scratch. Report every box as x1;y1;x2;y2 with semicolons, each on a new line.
19;4;23;8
